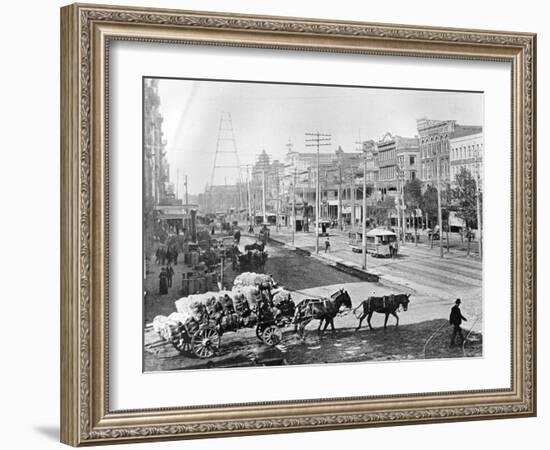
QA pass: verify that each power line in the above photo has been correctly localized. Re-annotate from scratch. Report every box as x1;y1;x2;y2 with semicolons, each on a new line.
305;132;332;254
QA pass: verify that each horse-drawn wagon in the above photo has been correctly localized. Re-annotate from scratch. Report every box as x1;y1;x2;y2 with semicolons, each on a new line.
148;273;295;358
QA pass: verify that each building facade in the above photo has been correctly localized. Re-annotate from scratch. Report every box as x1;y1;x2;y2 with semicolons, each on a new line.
376;133;420;195
449;132;484;186
417;117;482;188
144;79;170;207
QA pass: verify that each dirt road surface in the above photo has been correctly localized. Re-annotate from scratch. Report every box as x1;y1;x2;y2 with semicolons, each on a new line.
144;235;482;371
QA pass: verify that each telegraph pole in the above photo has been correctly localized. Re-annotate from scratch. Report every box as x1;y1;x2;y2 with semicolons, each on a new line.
475;146;483;260
292;168;296;245
184;175;189;209
262;168;266;224
276;169;280;231
305;132;331;254
362;153;368;270
436;149;444;258
338;165;343;230
350;171;356;229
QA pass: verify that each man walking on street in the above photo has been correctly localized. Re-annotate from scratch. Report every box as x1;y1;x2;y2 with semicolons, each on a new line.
324;236;331;253
166;264;174;288
449;298;467;347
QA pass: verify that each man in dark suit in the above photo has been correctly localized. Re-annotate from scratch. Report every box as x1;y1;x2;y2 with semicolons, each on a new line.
449;298;467;347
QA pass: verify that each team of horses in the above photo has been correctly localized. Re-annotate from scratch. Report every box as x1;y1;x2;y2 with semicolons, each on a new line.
291;289;411;339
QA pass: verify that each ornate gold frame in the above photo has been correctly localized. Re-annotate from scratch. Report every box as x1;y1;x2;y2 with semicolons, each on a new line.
60;3;536;446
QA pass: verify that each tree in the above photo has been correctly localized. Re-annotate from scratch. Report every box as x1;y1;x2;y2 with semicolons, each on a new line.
421;185;438;228
404;178;422;244
452;168;480;255
404;178;422;208
372;195;395;228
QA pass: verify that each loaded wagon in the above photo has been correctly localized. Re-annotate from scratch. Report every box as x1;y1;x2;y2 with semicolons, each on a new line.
148;273;295;359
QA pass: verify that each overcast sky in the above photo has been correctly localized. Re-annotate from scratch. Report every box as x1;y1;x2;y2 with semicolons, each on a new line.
154;78;483;196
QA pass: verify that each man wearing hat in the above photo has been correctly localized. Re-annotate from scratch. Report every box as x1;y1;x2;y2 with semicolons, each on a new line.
449;298;467;347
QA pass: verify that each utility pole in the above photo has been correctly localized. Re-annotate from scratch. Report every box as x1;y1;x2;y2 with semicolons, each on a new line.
276;168;280;231
292;168;296;245
350;171;356;229
401;170;406;242
241;165;252;229
362;152;367;270
475;146;483;260
436;148;444;258
396;161;406;246
184;175;189;210
338;165;343;230
262;168;266;224
305;132;331;254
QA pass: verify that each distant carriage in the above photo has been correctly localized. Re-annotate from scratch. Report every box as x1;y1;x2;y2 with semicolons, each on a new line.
348;228;398;257
258;226;270;244
236;242;268;272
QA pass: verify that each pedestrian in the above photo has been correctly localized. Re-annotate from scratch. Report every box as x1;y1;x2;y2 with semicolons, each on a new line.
234;229;241;245
166;265;174;288
449;298;467;346
324;236;331;253
155;247;160;265
158;268;168;295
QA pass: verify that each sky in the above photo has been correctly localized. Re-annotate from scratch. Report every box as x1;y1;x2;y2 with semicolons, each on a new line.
154;78;483;196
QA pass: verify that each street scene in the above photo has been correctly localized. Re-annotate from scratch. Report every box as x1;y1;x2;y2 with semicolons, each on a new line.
143;78;484;371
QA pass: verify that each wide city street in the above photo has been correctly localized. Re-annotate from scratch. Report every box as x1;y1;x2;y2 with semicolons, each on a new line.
144;228;482;371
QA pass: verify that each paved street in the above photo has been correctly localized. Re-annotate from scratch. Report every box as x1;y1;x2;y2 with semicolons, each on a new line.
265;226;482;319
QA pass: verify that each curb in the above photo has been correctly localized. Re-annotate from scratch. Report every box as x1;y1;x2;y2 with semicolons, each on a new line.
268;236;379;283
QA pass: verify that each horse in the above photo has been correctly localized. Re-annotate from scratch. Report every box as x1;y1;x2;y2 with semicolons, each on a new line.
244;242;265;252
293;289;353;339
353;294;411;330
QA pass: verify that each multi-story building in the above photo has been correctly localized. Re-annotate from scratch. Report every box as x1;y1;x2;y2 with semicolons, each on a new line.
144;79;171;206
376;133;420;195
417;117;482;188
449;132;484;186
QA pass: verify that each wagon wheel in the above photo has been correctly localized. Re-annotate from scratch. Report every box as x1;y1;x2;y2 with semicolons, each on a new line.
191;326;220;358
255;324;265;341
170;326;191;354
261;325;282;346
171;334;192;354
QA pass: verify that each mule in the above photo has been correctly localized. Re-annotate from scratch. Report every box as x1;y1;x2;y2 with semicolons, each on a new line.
353;294;411;330
293;289;352;339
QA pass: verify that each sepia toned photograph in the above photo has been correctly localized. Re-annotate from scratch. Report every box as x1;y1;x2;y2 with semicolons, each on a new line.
143;77;484;372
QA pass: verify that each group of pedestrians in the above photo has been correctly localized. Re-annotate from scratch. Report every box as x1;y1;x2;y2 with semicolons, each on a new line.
158;265;175;295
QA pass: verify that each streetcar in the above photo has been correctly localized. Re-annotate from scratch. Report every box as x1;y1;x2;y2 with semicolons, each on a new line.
348;228;398;257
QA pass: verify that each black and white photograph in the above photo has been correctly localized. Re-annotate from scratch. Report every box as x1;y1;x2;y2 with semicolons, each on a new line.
143;77;484;372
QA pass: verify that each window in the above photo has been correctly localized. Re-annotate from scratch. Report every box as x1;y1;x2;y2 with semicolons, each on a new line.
410;155;415;165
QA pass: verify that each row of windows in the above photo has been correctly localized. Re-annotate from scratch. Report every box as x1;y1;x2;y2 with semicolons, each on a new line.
419;134;450;146
397;155;417;166
451;143;483;161
420;140;450;159
379;149;396;162
421;160;450;180
380;166;396;180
